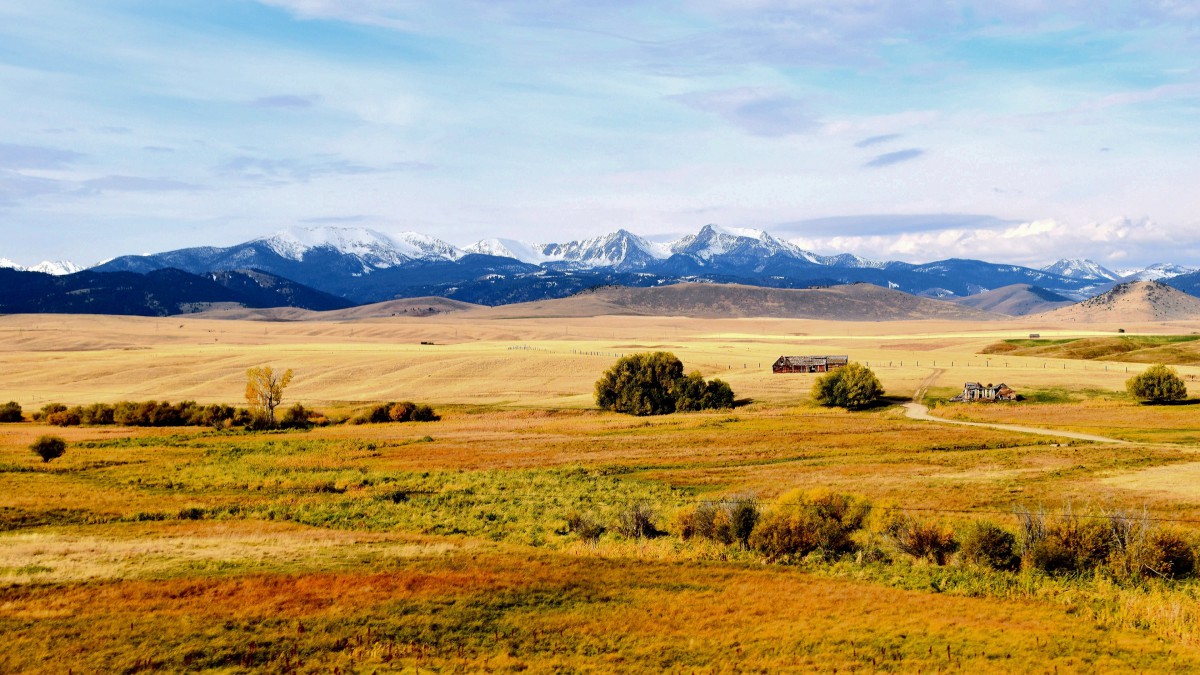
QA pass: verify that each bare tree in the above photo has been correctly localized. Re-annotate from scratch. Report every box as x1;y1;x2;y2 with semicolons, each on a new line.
245;366;293;426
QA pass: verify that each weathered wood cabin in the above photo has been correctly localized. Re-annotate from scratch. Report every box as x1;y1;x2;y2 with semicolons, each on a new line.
950;382;1017;402
772;355;849;374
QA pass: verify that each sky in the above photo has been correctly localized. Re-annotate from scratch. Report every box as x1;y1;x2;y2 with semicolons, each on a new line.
1;0;1199;269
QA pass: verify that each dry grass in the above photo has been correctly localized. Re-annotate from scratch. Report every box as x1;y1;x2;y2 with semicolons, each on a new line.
4;312;1200;671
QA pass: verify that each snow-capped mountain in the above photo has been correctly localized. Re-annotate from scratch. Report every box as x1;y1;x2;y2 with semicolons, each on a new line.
0;258;84;275
542;229;669;270
670;224;803;262
464;238;549;264
1116;263;1196;281
255;226;460;268
1040;258;1121;281
82;223;1198;309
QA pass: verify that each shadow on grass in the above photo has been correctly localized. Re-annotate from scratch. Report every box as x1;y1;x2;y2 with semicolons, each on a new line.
1136;398;1200;407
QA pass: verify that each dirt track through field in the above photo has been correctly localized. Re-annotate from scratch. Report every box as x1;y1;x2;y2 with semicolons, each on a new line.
903;368;1129;444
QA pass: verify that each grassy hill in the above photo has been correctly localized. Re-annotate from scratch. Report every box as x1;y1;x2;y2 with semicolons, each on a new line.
982;334;1200;364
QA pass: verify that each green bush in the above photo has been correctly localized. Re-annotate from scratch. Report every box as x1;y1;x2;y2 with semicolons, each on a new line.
674;372;735;412
959;521;1020;571
811;362;884;410
1126;364;1187;403
749;489;868;561
595;352;685;416
30;435;66;463
595;353;735;416
0;401;22;423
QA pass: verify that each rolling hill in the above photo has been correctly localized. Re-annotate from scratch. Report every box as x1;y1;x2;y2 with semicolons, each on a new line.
949;284;1074;316
474;282;1003;321
1036;281;1200;323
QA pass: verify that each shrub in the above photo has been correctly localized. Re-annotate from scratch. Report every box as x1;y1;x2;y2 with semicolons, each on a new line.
675;502;718;541
674;372;735;412
1127;364;1187;403
811;363;884;410
595;352;685;416
959;521;1020;571
715;497;760;548
411;405;440;422
30;435;66;463
388;401;417;422
749;489;868;561
615;501;663;539
566;511;606;544
886;515;958;565
279;403;315;429
46;410;81;427
34;402;67;421
1024;511;1114;575
1136;529;1197;579
0;401;22;422
595;354;737;416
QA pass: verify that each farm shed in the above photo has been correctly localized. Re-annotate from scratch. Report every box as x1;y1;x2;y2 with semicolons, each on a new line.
772;355;849;374
950;382;1017;402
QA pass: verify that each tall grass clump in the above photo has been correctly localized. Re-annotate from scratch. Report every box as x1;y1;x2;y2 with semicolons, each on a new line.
878;513;958;565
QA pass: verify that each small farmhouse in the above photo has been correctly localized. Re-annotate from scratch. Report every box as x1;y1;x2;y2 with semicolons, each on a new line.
950;382;1017;402
772;355;849;374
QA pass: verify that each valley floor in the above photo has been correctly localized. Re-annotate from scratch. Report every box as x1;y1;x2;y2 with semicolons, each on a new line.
4;313;1200;672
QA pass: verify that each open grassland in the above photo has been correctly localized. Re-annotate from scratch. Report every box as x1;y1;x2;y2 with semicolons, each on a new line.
6;312;1200;671
984;335;1200;365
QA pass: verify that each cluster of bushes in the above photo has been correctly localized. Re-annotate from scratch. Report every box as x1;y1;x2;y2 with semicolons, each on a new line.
23;399;439;430
584;489;1198;583
594;352;734;416
32;401;256;429
351;401;440;425
1127;364;1188;403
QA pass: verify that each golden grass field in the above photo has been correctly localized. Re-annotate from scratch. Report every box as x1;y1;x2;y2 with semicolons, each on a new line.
5;310;1200;672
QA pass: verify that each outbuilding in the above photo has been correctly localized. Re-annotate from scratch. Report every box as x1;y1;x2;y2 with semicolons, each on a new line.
772;355;849;374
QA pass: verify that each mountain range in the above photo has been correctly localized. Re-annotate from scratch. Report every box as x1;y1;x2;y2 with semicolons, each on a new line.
4;224;1200;315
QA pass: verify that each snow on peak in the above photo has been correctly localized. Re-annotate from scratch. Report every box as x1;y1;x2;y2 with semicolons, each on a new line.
1041;258;1120;281
464;238;552;264
1116;263;1195;281
670;224;800;260
30;260;83;275
0;258;83;275
256;226;459;268
392;231;463;261
540;229;670;269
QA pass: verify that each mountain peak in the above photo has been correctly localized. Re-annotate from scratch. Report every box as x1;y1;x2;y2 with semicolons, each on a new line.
1041;258;1120;281
256;225;460;267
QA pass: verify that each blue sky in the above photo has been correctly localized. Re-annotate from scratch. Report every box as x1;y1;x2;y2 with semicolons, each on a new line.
1;0;1199;268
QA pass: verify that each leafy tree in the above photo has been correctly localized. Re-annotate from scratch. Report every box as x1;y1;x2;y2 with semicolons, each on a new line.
811;362;884;410
1126;364;1187;403
245;366;294;426
0;401;22;423
31;435;66;463
596;353;735;416
595;352;685;416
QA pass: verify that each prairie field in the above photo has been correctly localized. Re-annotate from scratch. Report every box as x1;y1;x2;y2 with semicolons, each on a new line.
4;311;1200;673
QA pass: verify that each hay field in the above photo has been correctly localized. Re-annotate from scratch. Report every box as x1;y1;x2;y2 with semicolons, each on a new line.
6;310;1200;672
3;312;1194;409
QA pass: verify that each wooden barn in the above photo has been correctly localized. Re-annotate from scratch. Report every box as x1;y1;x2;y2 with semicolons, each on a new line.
950;382;1017;402
772;355;849;374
